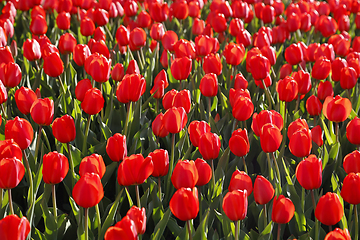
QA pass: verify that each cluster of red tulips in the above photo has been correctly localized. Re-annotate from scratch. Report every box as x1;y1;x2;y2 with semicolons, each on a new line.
1;0;360;239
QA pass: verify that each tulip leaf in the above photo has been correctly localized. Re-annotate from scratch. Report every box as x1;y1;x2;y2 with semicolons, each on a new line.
329;142;340;162
98;116;112;140
320;118;334;145
167;217;182;236
193;208;210;240
215;147;230;181
349;109;357;120
258;221;273;240
98;189;123;240
151;208;171;240
33;228;46;240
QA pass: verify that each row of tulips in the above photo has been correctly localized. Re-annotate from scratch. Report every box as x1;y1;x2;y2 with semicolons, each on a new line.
1;0;360;239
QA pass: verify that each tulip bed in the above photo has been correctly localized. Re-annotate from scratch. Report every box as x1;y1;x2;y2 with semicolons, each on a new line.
1;0;360;239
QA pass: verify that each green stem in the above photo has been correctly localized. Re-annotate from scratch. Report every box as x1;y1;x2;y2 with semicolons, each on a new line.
208;97;211;121
235;220;239;240
335;122;339;143
241;156;248;174
169;134;176;179
8;189;14;215
67;143;76;187
277;224;281;240
261;79;272;110
311;190;317;212
211;159;216;198
294;95;300;113
52;184;57;222
84;208;89;240
271;152;281;188
186;220;193;240
96;204;101;238
82;115;91;155
349;204;354;232
136;185;141;208
23;150;34;239
266;153;273;181
263;204;267;228
158;177;162;200
123;102;131;138
1;104;7;121
34;126;43;162
355;205;358;240
0;189;2;210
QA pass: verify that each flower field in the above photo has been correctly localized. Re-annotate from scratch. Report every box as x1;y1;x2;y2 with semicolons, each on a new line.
0;0;360;239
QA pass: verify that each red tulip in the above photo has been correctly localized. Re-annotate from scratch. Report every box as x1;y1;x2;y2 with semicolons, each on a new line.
236;29;252;47
228;170;253;194
230;89;254;121
295;155;322;190
52;115;76;143
279;64;292;79
311;125;324;147
195;35;218;57
212;13;227;33
284;43;303;65
292;70;311;95
340;67;357;90
222;190;248;221
317;81;334;101
150;23;165;41
106;133;127;162
0;215;30;240
75;79;92;102
137;10;151;28
125;60;140;75
30;15;47;35
117;154;154;186
331;57;348;82
223;43;245;66
116;74;146;104
253;175;274;205
343;150;360;174
316;16;338;38
234;73;248;90
5;117;34;150
23;39;41;62
43;52;64;78
84;53;111;83
260;123;282;153
315;192;344;226
192;18;205;36
171;160;198;189
0;157;25;189
229;18;244;37
188;120;211;148
149;149;169;178
198;132;221;161
105;216;137;240
129;27;146;51
346;117;360;145
30;98;54;126
14;87;37;115
306;95;322;116
152;113;169;138
312;57;331;80
56;12;70;30
111;63;124;82
79;154;106;179
58;33;77;55
170;187;199;221
271;195;295;224
73;44;91;67
252;110;283;137
324;228;351;240
150;71;167;99
162;89;191;114
203;53;222;76
289;128;312;158
0;62;21;88
276;76;298;102
314;43;335;62
0;139;22;161
170;57;192;81
127;206;146;235
73;173;104;208
81;88;104;115
0;47;14;66
195;158;212;186
200;73;218;97
163;107;188;134
323;95;352;123
42;151;69;184
341;173;360;205
249;54;271;80
80;18;95;37
229;128;250;157
173;39;196;60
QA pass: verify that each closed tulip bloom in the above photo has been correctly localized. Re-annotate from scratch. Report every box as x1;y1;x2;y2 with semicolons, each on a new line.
15;87;37;115
229;128;250;157
56;12;70;30
79;154;106;179
23;39;41;61
111;63;124;82
249;54;271;80
260;123;282;153
173;39;196;60
149;149;169;177
324;228;351;240
80;18;95;37
287;119;309;139
195;158;212;186
106;133;127;162
170;187;199;221
311;125;324;147
75;79;92;102
84;53;111;83
116;74;146;104
5;117;33;150
52;115;76;143
0;215;30;240
42;151;69;184
222;190;248;221
212;13;227;33
171;160;199;189
152;113;169;138
285;43;303;65
272;195;295;224
276;76;298;102
341;173;360;205
195;35;218;57
127;206;146;235
163;107;188;134
170;57;192;81
43;52;64;78
202;53;222;75
312;57;331;80
81;88;104;115
289;128;312;158
292;70;311;95
344;150;360;174
150;23;165;41
231;95;254;121
234;73;248;90
58;33;77;55
317;81;334;101
200;73;218;97
30;98;54;126
223;43;245;66
306;95;322;116
253;175;274;205
30;15;47;35
125;60;140;75
346;117;360;145
0;157;25;189
129;28;146;51
73;173;104;208
323;95;352;123
104;216;137;240
162;31;178;53
228;170;253;194
0;140;22;161
198;132;221;160
0;62;21;88
73;44;91;67
331;58;348;82
296;155;322;190
315;192;344;226
172;90;191;114
252;110;283;137
340;67;357;90
150;76;166;99
188;121;211;148
117;154;154;186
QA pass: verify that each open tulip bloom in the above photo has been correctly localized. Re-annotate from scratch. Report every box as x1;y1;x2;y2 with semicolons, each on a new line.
4;1;360;240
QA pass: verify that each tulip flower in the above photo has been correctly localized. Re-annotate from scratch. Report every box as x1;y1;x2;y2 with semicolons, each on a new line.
341;173;360;205
149;149;169;178
229;128;250;171
311;125;324;147
170;57;192;82
344;150;360;174
276;76;298;103
0;62;21;88
104;216;137;240
284;43;303;66
152;113;169;138
253;175;274;205
295;155;322;190
81;88;104;115
260;123;282;153
249;54;271;80
111;63;125;82
306;95;322;117
5;117;34;150
73;44;91;68
289;128;312;158
162;89;191;114
170;187;199;221
271;195;295;224
0;157;25;190
30;98;54;126
30;15;48;35
163;107;188;134
228;170;253;194
195;35;218;57
75;79;92;102
195;158;212;186
252;110;283;137
203;53;222;76
84;53;111;83
23;39;41;62
230;90;254;122
116;26;130;46
171;160;199;189
173;39;196;60
311;57;332;80
79;154;106;179
324;228;351;240
346;117;360;146
14;87;37;115
127;206;146;235
0;139;22;161
52;115;76;143
56;12;70;30
116;74;146;104
199;73;218;97
234;73;248;90
43;52;64;78
73;173;104;209
42;152;69;185
315;192;344;226
80;18;95;37
340;67;357;90
223;43;245;66
323;95;352;123
58;32;77;55
188;121;211;148
198;132;221;161
0;215;30;240
106;133;127;162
